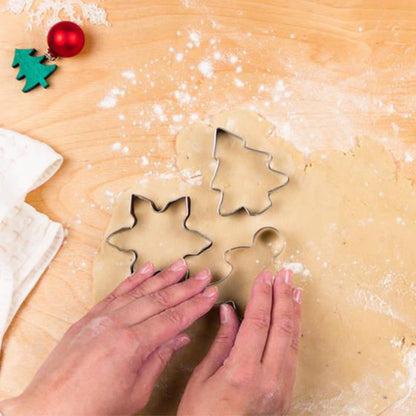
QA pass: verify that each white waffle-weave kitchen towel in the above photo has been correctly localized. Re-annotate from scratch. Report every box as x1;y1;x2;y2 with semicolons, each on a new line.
0;128;64;348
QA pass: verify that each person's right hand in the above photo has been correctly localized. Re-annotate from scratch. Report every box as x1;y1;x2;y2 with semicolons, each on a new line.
0;259;217;416
178;268;302;416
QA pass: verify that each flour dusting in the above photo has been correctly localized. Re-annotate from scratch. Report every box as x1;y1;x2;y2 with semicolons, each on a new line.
234;78;244;88
402;349;416;404
404;152;414;163
3;0;109;29
121;70;137;85
111;142;122;151
98;87;125;109
198;60;214;78
92;9;416;224
180;0;201;9
283;262;311;277
387;348;416;411
94;20;416;166
180;168;202;186
353;289;405;325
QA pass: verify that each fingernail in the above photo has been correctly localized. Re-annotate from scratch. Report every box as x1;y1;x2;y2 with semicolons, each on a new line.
275;270;285;285
194;268;211;280
220;304;229;324
169;259;187;272
202;285;218;298
263;270;273;286
293;288;304;304
284;269;293;285
225;300;237;311
138;261;153;274
173;334;190;350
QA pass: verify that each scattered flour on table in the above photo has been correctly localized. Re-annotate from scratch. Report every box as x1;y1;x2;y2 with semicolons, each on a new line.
229;54;238;64
180;0;201;9
404;152;414;163
283;262;311;277
387;348;416;411
98;88;125;109
213;51;222;60
402;349;416;404
153;104;168;122
121;70;137;85
351;289;416;332
188;30;201;47
111;142;122;151
198;60;214;78
234;78;245;88
94;16;416;165
3;0;109;29
141;156;149;166
391;337;404;349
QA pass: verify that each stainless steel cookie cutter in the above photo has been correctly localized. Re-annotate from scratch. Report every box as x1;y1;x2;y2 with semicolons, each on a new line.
106;194;213;273
213;226;286;285
210;127;290;216
215;226;286;311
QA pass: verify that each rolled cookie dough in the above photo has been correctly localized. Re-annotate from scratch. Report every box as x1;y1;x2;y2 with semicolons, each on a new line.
93;110;416;415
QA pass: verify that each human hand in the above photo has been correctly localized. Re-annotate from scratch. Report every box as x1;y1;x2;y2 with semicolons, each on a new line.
178;269;302;416
0;260;217;416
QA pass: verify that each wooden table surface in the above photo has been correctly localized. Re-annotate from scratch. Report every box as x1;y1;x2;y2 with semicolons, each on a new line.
1;0;416;403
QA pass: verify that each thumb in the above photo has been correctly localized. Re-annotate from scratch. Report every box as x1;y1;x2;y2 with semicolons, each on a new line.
193;303;239;380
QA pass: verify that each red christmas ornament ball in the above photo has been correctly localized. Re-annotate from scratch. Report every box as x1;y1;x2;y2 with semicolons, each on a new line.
47;21;85;58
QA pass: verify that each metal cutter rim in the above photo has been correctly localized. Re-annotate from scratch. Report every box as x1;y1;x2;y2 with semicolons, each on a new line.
106;194;213;274
210;127;290;216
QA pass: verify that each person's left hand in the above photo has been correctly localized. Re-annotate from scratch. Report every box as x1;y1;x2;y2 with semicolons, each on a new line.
0;259;217;416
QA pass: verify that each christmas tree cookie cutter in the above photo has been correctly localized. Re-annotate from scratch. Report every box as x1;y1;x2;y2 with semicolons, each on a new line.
106;194;213;274
210;128;289;216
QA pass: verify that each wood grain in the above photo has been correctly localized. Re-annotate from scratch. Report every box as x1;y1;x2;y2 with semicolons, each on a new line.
0;0;416;403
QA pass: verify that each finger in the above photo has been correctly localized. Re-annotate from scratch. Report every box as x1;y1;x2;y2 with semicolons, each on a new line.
106;259;188;312
112;269;212;326
193;303;240;380
88;261;155;315
281;288;303;402
230;270;273;365
262;269;294;374
134;285;218;358
132;333;190;407
113;262;155;296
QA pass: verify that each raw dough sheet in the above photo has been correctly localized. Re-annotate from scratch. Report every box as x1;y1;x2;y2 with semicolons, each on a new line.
94;110;416;416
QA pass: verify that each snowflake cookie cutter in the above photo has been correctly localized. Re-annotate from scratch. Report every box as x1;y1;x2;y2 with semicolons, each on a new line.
106;195;213;274
210;127;290;216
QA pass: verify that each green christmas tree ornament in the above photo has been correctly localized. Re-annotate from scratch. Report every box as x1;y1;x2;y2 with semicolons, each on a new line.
12;21;85;93
12;49;57;93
